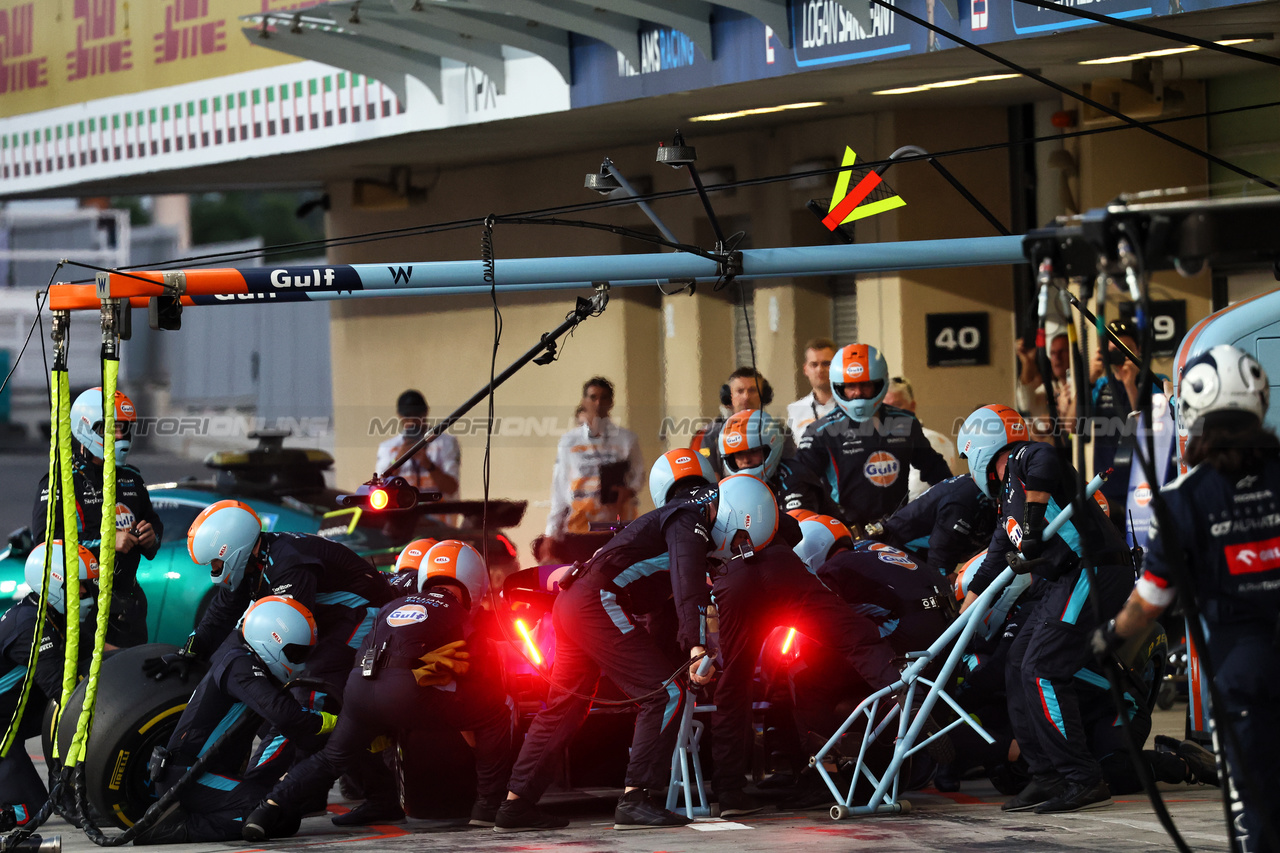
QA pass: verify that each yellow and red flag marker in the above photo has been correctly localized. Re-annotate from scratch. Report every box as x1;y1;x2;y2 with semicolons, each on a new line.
822;146;906;231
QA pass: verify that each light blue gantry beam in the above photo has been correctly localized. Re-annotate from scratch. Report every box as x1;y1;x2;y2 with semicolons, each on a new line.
813;473;1106;820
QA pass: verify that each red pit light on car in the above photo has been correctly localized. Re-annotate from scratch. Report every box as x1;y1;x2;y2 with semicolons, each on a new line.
369;488;390;511
514;618;543;666
780;627;798;655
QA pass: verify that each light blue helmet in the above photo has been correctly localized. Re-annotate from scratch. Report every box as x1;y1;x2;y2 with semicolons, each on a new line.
649;449;717;508
70;387;136;465
240;595;317;682
187;500;263;590
718;409;786;480
830;344;889;423
957;404;1029;499
710;474;778;561
25;541;98;621
793;515;853;573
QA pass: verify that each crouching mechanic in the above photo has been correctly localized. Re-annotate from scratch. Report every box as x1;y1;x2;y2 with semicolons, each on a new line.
718;408;840;519
34;388;162;647
709;490;901;815
496;466;756;833
871;474;996;591
135;596;329;844
1093;345;1280;853
149;501;394;783
0;543;97;830
957;404;1133;814
242;540;513;840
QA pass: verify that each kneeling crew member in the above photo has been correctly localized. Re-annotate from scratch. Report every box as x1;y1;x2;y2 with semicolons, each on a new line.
710;495;900;814
138;596;329;844
718;408;839;521
1094;345;1280;853
958;404;1132;814
496;459;740;833
0;543;97;830
244;541;513;839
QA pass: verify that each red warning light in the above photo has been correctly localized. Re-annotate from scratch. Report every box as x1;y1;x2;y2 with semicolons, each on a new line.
780;627;798;655
369;488;390;511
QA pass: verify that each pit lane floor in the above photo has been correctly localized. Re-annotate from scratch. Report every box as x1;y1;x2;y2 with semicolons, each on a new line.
30;704;1229;853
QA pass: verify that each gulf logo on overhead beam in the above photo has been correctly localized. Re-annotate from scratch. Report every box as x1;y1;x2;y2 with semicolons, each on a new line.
823;146;906;230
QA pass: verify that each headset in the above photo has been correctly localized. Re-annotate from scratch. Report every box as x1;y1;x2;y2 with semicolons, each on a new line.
719;369;773;408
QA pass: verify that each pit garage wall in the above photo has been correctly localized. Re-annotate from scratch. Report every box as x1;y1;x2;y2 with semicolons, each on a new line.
325;98;1211;559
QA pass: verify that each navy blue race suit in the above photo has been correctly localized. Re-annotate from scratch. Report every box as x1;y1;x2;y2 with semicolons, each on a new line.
1140;457;1280;851
33;459;162;647
711;542;899;793
154;642;330;842
881;475;996;578
0;595;93;824
506;491;715;801
265;589;512;819
968;441;1132;790
793;405;952;527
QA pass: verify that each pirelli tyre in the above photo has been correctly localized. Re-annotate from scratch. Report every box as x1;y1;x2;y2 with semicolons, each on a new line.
43;643;209;829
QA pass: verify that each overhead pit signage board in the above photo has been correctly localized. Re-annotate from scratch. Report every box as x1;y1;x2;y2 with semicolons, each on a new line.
568;0;1246;108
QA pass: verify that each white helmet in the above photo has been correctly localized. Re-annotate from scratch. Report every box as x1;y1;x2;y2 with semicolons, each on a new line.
710;474;779;561
419;540;489;611
70;387;137;465
187;500;263;590
718;409;786;479
830;344;889;423
1178;344;1270;432
793;515;854;573
240;595;317;683
649;449;717;508
25;541;98;620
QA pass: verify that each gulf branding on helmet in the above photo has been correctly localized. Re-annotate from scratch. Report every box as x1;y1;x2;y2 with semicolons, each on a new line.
957;404;1029;499
648;448;717;508
394;538;441;574
830;343;889;423
717;409;786;480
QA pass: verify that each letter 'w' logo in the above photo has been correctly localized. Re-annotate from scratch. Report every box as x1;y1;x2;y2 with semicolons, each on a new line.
389;266;413;284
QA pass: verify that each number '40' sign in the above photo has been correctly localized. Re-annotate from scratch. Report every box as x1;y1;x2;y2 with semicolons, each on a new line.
926;312;990;367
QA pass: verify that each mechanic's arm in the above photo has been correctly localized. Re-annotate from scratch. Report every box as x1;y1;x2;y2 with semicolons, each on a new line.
133;487;163;559
911;419;953;487
960;526;1015;613
922;496;979;574
664;510;714;685
226;658;335;740
188;584;251;658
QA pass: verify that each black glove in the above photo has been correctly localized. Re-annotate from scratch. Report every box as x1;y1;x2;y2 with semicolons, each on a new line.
1089;618;1122;661
1020;501;1048;559
1006;549;1051;576
142;650;199;683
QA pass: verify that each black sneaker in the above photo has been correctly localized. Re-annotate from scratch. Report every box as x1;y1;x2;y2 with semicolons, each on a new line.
243;801;282;842
716;788;765;818
493;798;570;833
331;800;405;826
1155;735;1220;787
776;770;837;811
1001;776;1066;812
469;797;502;827
1034;779;1112;813
613;789;693;830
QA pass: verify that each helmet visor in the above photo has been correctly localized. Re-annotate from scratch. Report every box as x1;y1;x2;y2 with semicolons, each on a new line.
282;642;313;664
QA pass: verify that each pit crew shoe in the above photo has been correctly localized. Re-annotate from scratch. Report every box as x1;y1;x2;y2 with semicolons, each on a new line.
493;798;570;832
1034;779;1113;813
1001;775;1066;812
716;788;766;817
613;789;693;830
469;797;503;827
330;800;405;826
1155;735;1220;787
243;801;282;842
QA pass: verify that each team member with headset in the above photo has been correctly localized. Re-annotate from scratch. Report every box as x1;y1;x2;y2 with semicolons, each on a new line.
1093;344;1280;852
243;541;513;840
793;344;951;527
0;543;97;831
697;367;778;474
135;597;329;844
496;470;773;832
958;404;1133;814
33;388;162;647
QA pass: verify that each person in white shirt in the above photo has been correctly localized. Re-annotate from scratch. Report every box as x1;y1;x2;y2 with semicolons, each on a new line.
374;389;461;501
542;376;645;547
882;377;959;500
785;337;837;444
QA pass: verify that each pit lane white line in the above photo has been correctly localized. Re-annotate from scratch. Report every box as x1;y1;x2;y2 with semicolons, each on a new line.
690;819;753;831
1070;814;1227;843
